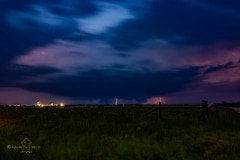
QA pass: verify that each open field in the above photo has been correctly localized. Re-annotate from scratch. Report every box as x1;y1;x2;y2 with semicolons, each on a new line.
0;106;240;160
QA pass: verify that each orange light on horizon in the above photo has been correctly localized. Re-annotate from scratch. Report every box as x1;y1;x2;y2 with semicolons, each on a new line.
36;101;65;108
145;97;167;104
60;103;64;107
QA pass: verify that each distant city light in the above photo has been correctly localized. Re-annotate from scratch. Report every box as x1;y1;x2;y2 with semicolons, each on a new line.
35;101;65;108
60;103;64;107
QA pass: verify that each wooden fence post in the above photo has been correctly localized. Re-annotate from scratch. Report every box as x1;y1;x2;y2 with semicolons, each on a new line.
159;102;162;119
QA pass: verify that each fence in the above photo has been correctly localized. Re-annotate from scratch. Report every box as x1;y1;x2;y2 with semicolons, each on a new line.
143;100;210;124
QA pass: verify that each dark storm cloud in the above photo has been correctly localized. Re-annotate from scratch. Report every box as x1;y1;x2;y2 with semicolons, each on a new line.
108;0;240;50
15;67;201;101
1;0;240;103
0;0;98;65
201;0;240;10
0;24;77;64
204;61;235;73
0;0;98;16
0;64;60;86
111;64;127;69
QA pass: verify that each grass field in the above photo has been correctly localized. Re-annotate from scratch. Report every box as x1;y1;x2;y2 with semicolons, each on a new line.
0;106;240;160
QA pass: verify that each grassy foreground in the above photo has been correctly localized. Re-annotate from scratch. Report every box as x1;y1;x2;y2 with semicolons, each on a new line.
0;106;240;160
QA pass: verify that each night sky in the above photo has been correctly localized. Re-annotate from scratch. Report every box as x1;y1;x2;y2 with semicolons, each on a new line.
0;0;240;104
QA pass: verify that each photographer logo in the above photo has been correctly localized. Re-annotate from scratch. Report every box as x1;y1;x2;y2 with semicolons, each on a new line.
6;138;41;154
